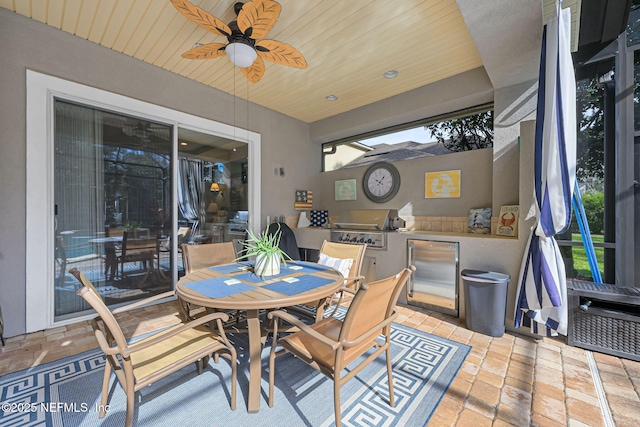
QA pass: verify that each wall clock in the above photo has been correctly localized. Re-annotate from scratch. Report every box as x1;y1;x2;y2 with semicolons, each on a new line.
363;162;401;203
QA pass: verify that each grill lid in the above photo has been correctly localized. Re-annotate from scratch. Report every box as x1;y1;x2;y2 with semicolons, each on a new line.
333;209;397;231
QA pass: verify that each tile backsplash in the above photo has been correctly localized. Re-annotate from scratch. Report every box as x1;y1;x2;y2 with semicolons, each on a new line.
402;216;499;235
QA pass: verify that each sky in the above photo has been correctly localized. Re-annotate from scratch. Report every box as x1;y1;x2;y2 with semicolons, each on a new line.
359;126;437;146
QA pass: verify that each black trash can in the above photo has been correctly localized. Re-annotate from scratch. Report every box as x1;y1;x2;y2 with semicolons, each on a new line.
462;269;510;337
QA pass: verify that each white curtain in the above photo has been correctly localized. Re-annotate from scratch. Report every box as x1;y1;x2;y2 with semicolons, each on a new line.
178;158;206;237
54;101;105;315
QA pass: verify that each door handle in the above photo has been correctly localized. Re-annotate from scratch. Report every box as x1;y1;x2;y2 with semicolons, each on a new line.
407;243;414;297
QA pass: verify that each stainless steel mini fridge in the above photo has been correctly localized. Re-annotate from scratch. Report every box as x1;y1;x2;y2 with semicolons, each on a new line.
406;239;459;316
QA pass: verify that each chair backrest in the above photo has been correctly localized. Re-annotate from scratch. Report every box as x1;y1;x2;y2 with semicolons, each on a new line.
55;235;68;266
68;267;103;302
319;240;366;282
69;268;130;351
77;283;130;357
182;241;237;274
121;232;156;257
106;226;124;238
340;267;413;343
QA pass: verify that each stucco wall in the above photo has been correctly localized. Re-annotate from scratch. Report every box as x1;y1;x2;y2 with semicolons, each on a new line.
0;7;537;337
318;148;494;219
0;9;315;336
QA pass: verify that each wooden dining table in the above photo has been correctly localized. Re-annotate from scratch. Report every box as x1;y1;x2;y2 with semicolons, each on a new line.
175;260;344;413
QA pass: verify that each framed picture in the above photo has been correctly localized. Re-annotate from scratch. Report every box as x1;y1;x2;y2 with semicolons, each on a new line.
468;207;492;234
425;170;461;198
335;179;357;201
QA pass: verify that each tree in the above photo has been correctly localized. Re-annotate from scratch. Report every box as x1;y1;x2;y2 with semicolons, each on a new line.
424;110;493;152
576;78;605;186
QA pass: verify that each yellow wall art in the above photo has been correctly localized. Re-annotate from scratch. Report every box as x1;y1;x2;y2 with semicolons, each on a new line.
425;170;461;198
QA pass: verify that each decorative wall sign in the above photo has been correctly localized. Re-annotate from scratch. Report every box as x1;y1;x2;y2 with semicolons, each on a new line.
497;205;519;237
425;170;461;198
335;179;357;201
294;190;313;210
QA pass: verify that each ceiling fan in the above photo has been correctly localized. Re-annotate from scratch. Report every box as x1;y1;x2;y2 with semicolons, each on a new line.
171;0;307;83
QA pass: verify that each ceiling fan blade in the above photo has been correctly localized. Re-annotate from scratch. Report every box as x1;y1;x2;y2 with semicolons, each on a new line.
181;43;228;60
237;0;281;40
241;56;266;83
171;0;231;37
256;40;307;68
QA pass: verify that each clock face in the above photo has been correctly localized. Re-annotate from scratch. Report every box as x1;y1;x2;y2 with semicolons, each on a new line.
363;162;400;203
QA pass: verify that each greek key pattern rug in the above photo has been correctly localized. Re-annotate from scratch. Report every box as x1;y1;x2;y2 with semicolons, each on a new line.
1;319;469;426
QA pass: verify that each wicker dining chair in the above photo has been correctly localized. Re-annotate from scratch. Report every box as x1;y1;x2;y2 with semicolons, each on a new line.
69;268;237;427
268;266;414;427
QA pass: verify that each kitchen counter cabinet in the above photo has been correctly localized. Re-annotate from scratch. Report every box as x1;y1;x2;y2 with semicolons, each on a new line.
292;226;528;329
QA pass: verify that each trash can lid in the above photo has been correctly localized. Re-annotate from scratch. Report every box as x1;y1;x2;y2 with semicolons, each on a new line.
461;269;510;283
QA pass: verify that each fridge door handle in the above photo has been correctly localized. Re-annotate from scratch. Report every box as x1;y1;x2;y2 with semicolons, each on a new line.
407;243;414;297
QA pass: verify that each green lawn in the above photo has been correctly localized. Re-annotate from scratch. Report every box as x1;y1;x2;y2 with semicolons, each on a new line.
567;233;604;279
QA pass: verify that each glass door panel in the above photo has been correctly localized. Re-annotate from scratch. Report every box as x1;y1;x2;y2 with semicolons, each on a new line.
54;100;173;319
176;128;249;254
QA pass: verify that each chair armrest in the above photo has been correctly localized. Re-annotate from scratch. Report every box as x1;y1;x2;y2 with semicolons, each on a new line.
344;275;365;285
342;312;398;349
122;311;230;358
92;319;122;356
336;286;357;296
111;290;176;314
268;310;340;350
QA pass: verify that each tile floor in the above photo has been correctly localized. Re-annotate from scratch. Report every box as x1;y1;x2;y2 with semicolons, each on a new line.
1;301;639;426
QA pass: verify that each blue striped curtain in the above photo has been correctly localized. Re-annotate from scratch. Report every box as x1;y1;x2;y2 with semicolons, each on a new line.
514;4;577;337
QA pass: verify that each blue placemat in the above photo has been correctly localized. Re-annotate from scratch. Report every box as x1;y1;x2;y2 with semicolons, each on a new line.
184;277;255;298
235;264;292;283
262;274;335;296
286;261;332;274
208;263;251;275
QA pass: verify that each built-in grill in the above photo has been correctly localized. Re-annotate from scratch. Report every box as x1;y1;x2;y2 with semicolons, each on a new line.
330;209;402;251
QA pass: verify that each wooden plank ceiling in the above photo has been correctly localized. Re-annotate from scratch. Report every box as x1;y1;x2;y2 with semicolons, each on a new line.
2;1;582;123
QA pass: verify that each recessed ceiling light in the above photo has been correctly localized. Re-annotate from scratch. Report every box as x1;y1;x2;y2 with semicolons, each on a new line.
326;95;338;101
180;142;187;146
383;70;399;79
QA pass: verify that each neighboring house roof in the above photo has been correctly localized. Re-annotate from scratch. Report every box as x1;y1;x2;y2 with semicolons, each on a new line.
341;141;455;168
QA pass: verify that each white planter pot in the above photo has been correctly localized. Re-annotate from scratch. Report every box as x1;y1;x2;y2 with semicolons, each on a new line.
254;253;281;277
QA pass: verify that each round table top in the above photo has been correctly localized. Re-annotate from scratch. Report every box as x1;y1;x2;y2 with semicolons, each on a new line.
176;261;344;310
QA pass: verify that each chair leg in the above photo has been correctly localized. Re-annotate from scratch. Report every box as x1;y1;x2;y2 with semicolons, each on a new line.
125;384;135;427
196;355;208;375
268;346;276;407
230;348;237;411
334;378;342;427
99;362;112;418
386;344;396;407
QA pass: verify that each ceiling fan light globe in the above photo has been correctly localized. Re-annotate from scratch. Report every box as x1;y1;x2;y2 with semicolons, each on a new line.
226;42;257;67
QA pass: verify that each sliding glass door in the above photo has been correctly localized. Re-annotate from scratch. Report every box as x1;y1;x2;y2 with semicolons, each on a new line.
27;70;261;331
54;100;173;320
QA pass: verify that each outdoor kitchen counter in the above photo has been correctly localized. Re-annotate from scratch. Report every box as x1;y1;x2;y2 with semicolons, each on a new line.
293;226;527;322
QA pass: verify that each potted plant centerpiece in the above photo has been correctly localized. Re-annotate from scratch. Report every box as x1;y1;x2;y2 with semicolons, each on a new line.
241;224;291;277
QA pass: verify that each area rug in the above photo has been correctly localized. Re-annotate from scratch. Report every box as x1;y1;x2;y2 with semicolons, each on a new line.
0;321;470;426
